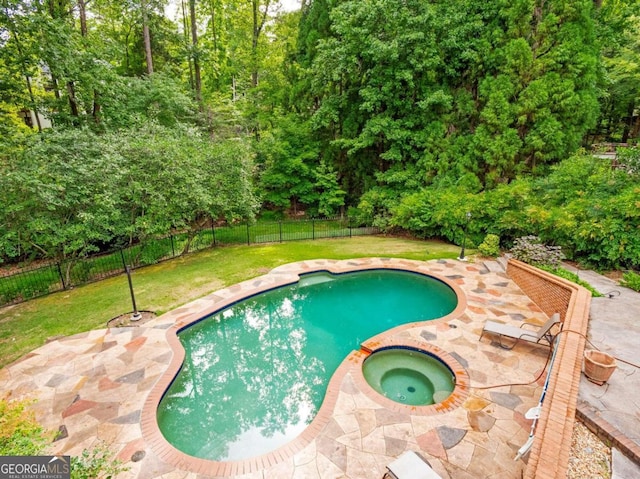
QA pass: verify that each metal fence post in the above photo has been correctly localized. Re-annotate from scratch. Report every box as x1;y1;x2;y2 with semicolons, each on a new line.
279;221;283;243
57;263;67;290
246;222;250;245
120;249;127;272
170;234;175;257
312;219;315;240
211;222;217;247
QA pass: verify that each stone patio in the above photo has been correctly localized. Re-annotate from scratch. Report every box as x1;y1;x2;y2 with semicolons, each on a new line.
1;258;556;478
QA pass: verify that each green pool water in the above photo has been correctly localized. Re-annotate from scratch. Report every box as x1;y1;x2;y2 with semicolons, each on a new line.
363;348;455;406
157;269;457;461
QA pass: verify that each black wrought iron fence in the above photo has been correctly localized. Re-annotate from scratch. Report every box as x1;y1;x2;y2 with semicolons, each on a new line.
0;218;379;307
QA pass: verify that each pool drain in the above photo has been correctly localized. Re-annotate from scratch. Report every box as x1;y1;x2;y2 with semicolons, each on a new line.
407;386;416;393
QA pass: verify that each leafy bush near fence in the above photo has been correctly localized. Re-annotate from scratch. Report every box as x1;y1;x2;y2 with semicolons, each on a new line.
137;239;173;265
70;261;94;284
0;266;60;305
390;153;639;270
0;126;257;268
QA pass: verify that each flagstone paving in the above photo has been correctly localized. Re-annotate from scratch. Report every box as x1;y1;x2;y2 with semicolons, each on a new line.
1;259;553;478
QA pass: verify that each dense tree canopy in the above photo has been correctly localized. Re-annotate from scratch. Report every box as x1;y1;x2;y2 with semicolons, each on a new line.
1;0;639;269
307;0;600;192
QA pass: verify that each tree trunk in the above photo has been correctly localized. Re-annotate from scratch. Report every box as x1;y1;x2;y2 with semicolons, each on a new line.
5;9;42;132
77;0;100;123
45;1;79;119
189;0;203;107
251;0;271;88
142;0;154;74
252;1;259;87
92;90;101;124
78;0;87;36
50;73;61;100
26;75;43;133
631;115;640;139
210;0;218;53
181;0;194;90
67;81;79;117
621;100;635;143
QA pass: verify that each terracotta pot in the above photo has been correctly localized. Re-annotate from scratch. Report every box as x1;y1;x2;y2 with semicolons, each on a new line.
583;350;617;385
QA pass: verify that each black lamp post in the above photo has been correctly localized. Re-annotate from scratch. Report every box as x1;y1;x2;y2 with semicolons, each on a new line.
125;265;142;321
458;211;471;261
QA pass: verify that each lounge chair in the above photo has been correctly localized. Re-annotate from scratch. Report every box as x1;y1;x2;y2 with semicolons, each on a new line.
383;451;442;479
480;313;561;350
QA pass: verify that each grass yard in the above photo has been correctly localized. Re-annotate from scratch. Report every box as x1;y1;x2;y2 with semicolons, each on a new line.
0;236;462;368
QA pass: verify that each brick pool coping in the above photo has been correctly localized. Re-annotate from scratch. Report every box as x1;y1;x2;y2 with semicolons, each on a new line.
140;259;469;476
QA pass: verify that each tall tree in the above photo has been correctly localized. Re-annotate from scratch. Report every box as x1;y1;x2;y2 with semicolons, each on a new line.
189;0;202;106
142;0;154;74
78;0;88;36
251;0;271;87
591;0;640;142
306;0;600;195
1;1;46;131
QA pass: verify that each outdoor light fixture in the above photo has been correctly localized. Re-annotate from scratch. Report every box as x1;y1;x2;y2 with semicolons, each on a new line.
458;211;472;261
126;265;142;321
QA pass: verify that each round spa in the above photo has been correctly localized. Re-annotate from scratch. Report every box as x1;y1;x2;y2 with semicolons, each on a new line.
363;346;455;406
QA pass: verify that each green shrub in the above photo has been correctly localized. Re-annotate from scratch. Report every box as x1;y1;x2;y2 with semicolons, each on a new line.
510;235;564;268
0;283;25;304
478;234;501;257
70;261;93;284
1;398;127;479
138;240;172;265
621;271;640;292
0;398;50;455
616;147;640;174
539;266;603;297
71;443;127;479
259;210;285;221
389;154;639;270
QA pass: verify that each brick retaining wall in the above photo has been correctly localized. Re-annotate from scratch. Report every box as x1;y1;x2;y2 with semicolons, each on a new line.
507;259;592;479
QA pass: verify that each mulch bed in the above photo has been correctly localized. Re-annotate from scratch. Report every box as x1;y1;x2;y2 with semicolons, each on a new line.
107;310;157;328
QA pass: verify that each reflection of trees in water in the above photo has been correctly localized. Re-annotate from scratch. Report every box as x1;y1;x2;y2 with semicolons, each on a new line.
157;271;457;460
158;288;326;460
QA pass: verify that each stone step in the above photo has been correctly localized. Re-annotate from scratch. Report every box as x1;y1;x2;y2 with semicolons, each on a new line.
497;256;509;270
483;260;506;273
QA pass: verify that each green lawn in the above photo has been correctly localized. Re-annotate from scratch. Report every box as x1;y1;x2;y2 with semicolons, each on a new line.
0;236;463;368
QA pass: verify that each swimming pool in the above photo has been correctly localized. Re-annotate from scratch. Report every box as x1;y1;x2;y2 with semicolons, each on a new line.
156;269;458;461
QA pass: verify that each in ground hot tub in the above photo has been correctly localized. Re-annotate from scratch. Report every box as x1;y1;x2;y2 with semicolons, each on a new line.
363;346;455;406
